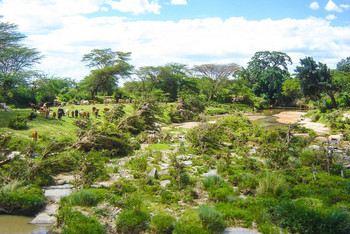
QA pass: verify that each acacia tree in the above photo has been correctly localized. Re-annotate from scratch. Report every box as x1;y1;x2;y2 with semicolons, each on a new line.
246;51;292;105
0;18;41;102
80;49;133;99
295;57;337;108
193;63;241;102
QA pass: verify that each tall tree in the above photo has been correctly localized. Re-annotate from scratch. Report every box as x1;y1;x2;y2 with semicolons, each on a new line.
246;51;292;104
295;57;337;108
80;49;133;99
337;57;350;73
193;63;241;102
0;18;41;101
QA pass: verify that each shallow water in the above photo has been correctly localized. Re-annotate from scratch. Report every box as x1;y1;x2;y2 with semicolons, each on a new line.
254;109;298;129
0;215;50;234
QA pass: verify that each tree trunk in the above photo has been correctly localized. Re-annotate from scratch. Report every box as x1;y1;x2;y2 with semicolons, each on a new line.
328;91;337;109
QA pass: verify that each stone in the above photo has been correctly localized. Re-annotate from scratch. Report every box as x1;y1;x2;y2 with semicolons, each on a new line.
182;160;193;166
177;155;191;161
30;214;56;225
7;151;21;159
309;145;320;150
160;180;171;188
148;168;158;178
201;169;218;177
44;184;73;202
223;228;261;234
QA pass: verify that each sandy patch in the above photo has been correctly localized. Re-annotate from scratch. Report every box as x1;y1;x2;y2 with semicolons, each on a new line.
273;111;306;124
244;114;266;121
299;117;330;135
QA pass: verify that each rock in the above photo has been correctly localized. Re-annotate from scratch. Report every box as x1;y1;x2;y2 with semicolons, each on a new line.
7;151;21;159
201;170;218;177
44;184;73;202
177;155;191;161
160;180;171;188
329;135;342;145
223;228;261;234
309;145;321;150
249;148;257;155
182;161;193;166
30;214;56;225
159;169;169;175
148;168;158;178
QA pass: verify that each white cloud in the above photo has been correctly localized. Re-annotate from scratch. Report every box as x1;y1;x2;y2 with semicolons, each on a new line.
326;14;337;20
325;0;342;12
340;4;350;9
0;0;102;32
106;0;161;15
170;0;187;5
21;16;350;80
309;1;319;10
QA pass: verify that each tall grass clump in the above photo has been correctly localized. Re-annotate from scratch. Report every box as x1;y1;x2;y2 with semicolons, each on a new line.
202;175;225;190
256;172;285;197
150;212;176;234
199;205;226;233
58;206;105;234
61;190;97;206
0;181;45;216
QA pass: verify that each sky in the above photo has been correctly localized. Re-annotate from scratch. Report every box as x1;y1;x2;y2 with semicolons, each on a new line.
1;0;350;81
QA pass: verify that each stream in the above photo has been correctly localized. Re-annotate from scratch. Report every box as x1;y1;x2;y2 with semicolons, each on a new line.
0;215;50;233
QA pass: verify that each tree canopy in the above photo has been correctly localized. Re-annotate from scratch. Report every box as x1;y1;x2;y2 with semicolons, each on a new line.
80;49;133;99
0;19;41;102
246;51;292;104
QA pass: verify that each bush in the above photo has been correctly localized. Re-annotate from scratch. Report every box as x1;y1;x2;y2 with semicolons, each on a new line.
174;210;208;234
116;208;151;234
7;115;28;130
58;207;105;234
0;181;45;216
61;190;97;206
199;205;226;233
275;200;350;234
150;212;176;234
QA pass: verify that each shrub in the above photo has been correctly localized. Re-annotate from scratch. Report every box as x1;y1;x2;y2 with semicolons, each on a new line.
116;208;151;234
174;210;208;234
199;205;226;233
150;212;176;234
0;181;45;216
275;200;350;234
238;173;259;192
58;207;105;234
61;190;97;206
7;115;28;130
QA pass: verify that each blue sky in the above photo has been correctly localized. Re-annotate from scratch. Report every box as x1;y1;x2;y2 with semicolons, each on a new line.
0;0;350;80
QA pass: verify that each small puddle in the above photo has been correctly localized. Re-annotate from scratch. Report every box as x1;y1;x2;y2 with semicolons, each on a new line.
0;215;50;233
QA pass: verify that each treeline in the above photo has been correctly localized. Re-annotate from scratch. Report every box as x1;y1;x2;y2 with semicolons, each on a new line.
1;18;350;110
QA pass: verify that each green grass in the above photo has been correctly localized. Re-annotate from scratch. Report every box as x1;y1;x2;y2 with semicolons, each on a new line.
0;103;135;142
146;143;172;150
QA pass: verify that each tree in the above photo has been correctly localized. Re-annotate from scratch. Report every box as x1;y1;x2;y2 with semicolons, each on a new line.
337;57;350;73
246;51;292;105
0;18;41;102
80;49;133;99
193;63;241;102
295;57;337;108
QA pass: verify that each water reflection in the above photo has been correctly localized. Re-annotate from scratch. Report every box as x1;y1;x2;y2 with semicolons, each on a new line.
0;215;50;234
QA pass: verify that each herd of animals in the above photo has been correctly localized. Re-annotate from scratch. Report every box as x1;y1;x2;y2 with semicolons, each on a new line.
27;98;129;120
0;98;130;141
